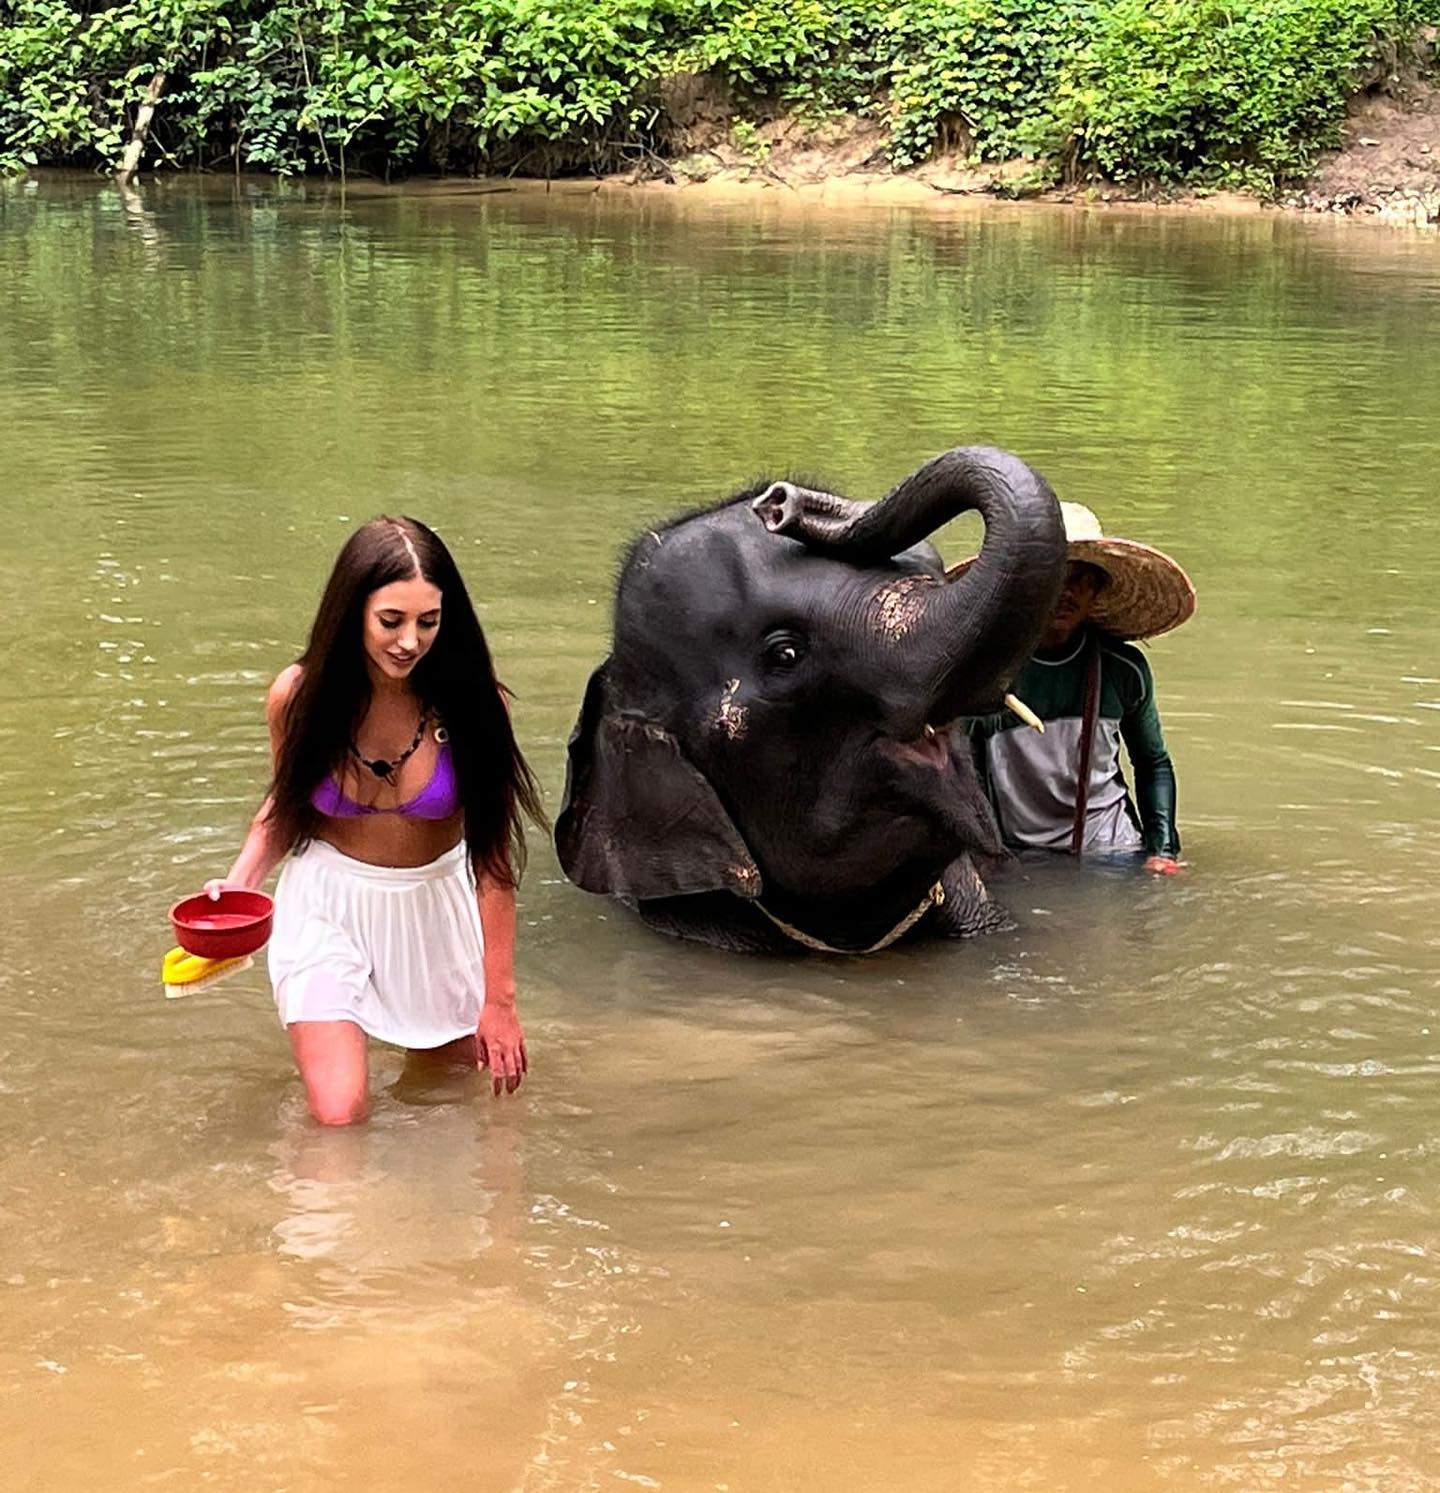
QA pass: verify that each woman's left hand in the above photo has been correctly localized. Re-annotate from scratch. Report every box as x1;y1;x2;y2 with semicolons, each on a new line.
478;1003;528;1096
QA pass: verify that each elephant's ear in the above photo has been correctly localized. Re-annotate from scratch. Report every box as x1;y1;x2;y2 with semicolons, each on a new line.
556;661;762;902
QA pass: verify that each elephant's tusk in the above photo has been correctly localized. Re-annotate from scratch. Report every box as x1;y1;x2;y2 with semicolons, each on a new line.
1004;693;1045;733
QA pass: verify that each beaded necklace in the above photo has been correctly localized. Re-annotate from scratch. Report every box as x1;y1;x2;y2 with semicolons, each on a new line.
350;708;429;782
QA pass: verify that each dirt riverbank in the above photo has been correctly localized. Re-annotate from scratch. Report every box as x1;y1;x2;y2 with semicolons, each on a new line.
1291;75;1440;226
598;68;1440;228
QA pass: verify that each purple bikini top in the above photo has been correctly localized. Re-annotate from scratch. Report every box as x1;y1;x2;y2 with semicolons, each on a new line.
311;742;459;820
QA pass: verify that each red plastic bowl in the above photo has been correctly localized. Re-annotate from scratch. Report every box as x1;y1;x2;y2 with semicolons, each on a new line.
170;889;274;959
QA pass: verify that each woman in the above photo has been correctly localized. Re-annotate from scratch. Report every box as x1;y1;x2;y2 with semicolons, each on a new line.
209;517;545;1124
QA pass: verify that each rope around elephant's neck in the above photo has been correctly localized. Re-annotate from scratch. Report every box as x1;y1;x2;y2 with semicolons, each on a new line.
753;881;946;955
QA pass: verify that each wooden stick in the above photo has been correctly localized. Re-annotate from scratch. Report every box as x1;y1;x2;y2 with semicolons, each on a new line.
1069;648;1101;856
116;72;166;188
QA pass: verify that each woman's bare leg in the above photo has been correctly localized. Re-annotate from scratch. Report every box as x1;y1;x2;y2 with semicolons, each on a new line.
405;1034;478;1067
391;1033;478;1106
288;1020;370;1125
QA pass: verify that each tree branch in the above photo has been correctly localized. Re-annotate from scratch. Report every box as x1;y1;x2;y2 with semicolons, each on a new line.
116;72;166;188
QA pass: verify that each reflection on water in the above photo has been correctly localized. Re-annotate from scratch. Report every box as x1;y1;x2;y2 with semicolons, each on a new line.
1;173;1438;1490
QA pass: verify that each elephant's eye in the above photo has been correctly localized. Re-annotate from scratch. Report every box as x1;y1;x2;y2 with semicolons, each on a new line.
762;632;807;671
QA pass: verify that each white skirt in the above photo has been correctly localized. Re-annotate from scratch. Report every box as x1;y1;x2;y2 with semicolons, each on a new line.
267;838;485;1049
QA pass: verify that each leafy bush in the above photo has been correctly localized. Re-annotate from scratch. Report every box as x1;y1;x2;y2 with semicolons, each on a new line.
1048;0;1438;189
667;1;1093;163
0;0;685;177
879;1;1091;168
1;0;1435;184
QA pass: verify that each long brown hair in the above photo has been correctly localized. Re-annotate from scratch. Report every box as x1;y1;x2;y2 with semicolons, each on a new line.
266;516;545;886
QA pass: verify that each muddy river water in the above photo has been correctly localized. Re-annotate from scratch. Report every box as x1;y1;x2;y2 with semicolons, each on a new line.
2;175;1438;1490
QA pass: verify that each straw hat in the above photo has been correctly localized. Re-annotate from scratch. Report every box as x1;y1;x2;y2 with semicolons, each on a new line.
946;502;1196;641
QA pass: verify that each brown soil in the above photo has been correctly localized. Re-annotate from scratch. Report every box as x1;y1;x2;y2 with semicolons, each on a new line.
1290;76;1440;226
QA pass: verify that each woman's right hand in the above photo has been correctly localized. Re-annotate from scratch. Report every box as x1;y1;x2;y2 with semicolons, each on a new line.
203;878;249;901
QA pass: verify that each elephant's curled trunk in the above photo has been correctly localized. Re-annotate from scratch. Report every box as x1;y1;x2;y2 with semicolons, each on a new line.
752;446;1066;720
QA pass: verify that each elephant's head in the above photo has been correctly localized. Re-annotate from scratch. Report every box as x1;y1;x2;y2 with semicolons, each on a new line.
556;446;1066;948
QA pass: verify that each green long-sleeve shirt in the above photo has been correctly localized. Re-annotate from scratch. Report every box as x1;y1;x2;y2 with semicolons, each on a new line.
968;629;1180;858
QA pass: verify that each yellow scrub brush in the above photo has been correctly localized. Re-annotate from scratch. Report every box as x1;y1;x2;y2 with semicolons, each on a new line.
161;947;254;997
164;887;273;997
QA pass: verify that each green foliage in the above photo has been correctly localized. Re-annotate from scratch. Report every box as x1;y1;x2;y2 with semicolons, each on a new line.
676;1;1095;167
1047;0;1435;190
0;0;684;177
728;115;771;164
1;0;1435;184
672;0;875;113
880;1;1092;168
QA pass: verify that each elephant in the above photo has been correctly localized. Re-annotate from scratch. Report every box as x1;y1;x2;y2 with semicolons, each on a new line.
555;446;1068;954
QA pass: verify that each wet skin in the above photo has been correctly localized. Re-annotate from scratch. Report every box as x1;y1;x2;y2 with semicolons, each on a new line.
211;574;527;1121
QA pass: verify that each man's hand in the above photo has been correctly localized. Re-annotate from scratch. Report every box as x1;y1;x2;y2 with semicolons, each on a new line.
478;1003;528;1096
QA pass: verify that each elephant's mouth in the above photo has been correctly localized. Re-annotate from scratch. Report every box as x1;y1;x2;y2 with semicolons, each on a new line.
882;724;954;773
